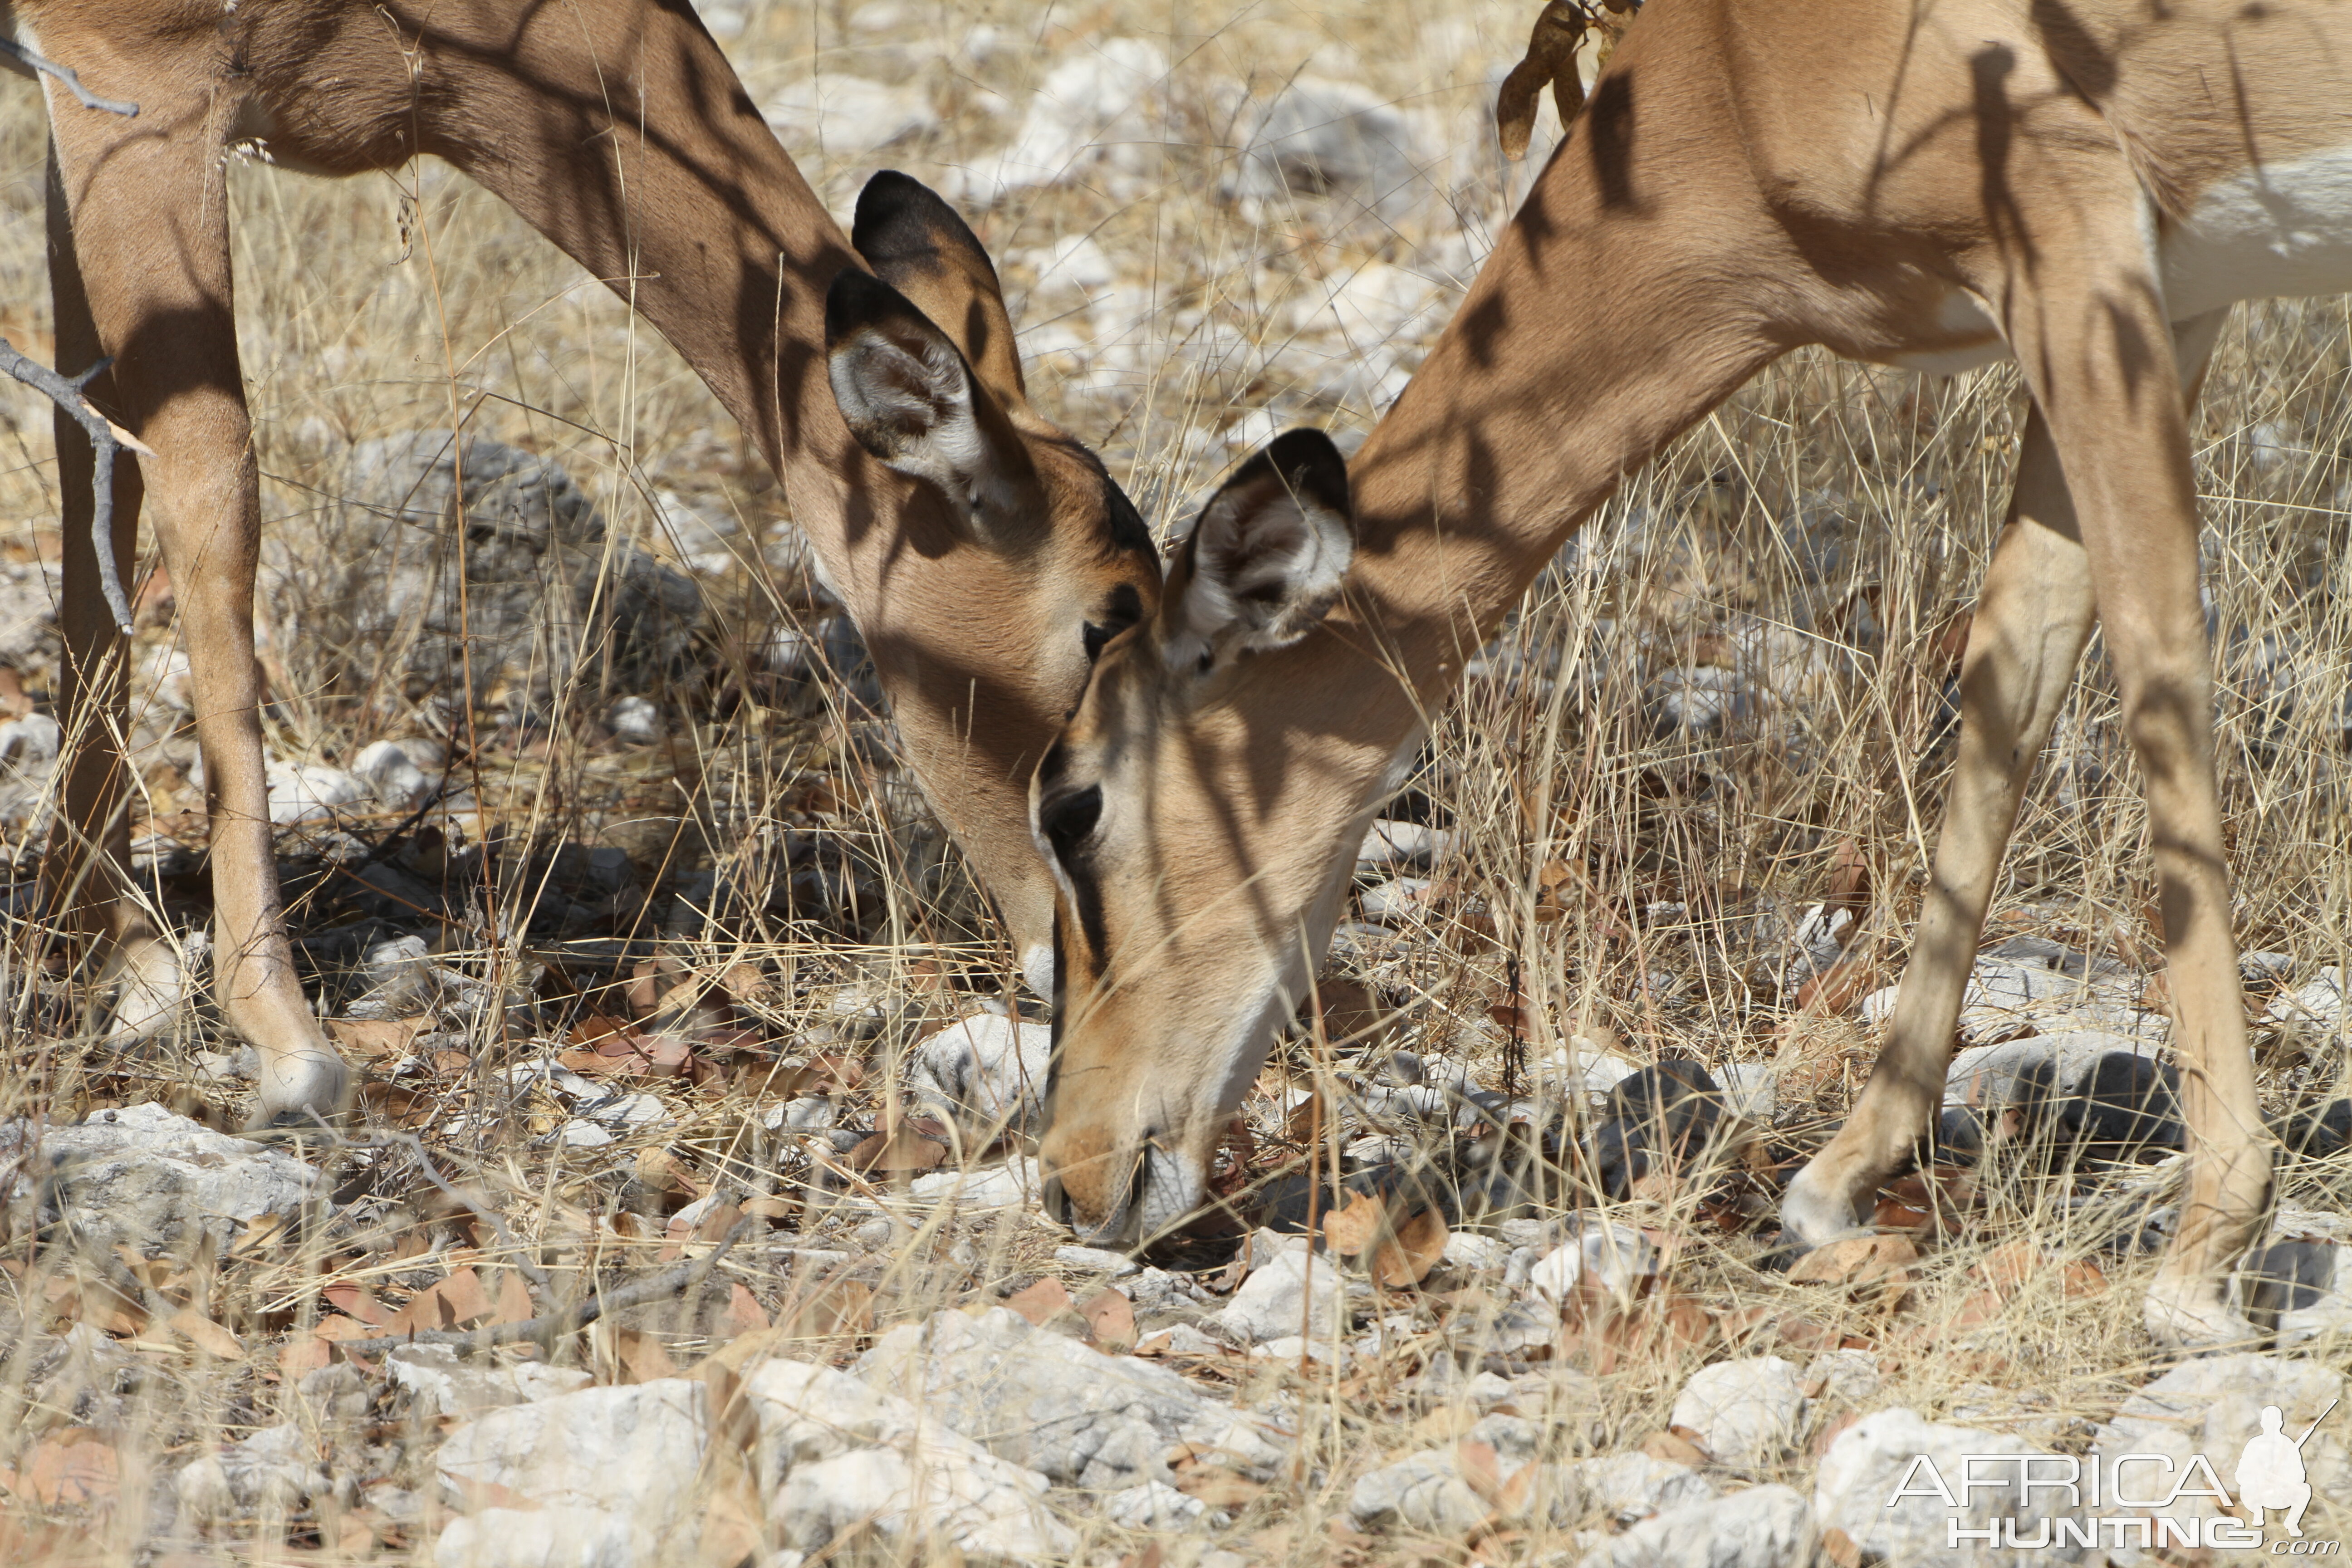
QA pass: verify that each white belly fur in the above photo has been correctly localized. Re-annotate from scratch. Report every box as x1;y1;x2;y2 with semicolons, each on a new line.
1884;144;2352;375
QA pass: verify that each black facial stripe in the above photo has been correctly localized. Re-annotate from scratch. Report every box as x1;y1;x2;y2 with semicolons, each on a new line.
1041;784;1102;859
1060;847;1111;975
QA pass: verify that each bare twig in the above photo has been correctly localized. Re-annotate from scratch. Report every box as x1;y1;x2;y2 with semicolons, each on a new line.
0;340;147;632
0;38;138;116
330;1217;753;1357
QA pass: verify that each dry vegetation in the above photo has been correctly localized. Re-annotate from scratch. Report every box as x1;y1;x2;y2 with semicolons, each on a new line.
0;0;2346;1563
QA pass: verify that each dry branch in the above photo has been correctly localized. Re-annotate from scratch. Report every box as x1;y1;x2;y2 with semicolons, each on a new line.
0;38;138;116
0;340;147;632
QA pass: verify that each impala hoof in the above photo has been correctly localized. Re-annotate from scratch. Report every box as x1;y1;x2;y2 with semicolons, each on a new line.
2142;1275;2260;1352
249;1047;353;1131
1779;1160;1873;1251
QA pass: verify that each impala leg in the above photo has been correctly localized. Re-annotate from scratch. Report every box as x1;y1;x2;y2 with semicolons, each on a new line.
1781;400;2098;1241
1783;313;2249;1341
46;99;347;1124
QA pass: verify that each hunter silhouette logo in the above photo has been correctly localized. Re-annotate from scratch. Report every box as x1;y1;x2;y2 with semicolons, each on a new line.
1886;1396;2342;1552
2237;1399;2337;1540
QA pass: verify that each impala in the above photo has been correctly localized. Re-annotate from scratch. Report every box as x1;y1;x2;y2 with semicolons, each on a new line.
8;0;1158;1123
1031;0;2347;1345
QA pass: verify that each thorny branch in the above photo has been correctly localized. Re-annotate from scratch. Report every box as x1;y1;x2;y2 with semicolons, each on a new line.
0;341;150;633
0;38;139;117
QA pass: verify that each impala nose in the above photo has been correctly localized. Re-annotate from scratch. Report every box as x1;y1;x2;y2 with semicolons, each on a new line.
1039;1170;1077;1232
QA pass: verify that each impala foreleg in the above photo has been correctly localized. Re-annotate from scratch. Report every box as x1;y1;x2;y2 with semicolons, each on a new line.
45;95;347;1123
1783;403;2098;1245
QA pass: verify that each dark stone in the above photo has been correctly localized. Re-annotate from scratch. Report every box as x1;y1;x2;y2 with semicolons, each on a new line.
2240;1239;2337;1337
1591;1059;1721;1199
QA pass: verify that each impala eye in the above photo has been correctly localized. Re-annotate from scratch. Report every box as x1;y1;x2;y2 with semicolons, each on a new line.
1040;784;1102;860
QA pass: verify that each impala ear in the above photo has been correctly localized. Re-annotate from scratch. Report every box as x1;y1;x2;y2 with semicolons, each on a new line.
851;170;1028;410
826;267;1042;539
1166;429;1353;665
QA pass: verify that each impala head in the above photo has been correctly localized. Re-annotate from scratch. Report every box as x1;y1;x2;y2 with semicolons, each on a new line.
824;172;1161;991
1033;430;1381;1244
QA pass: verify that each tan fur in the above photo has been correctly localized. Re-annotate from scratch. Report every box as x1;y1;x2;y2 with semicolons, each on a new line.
1036;0;2352;1345
14;0;1158;1122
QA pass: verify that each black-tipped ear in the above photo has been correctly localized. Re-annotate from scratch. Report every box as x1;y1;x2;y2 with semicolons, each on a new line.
851;171;1027;407
1165;428;1353;663
826;268;1041;535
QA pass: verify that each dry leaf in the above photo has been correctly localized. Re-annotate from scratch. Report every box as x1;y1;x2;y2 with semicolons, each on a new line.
1642;1428;1709;1466
1973;1240;2041;1297
1787;1235;1917;1289
1080;1287;1136;1351
779;1278;873;1343
166;1309;243;1360
725;1283;769;1336
1005;1277;1074;1327
847;1126;946;1177
322;1282;393;1326
595;1323;678;1385
24;1430;118;1507
1372;1205;1448;1288
327;1015;431;1058
1172;1465;1266;1509
1319;1190;1386;1258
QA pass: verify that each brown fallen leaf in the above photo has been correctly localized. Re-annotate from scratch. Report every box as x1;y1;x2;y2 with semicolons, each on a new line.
1787;1234;1918;1289
1319;1190;1386;1258
24;1429;118;1508
1642;1428;1709;1466
384;1266;495;1335
1172;1465;1266;1509
166;1309;243;1360
594;1323;678;1385
1973;1240;2042;1297
725;1283;769;1336
1080;1287;1136;1352
1372;1204;1449;1288
779;1278;874;1343
1005;1277;1074;1327
847;1125;945;1177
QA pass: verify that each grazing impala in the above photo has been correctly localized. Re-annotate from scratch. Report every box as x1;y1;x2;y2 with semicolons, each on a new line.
1033;0;2349;1344
10;0;1158;1123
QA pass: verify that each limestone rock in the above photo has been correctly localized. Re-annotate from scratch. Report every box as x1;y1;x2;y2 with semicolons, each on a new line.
744;1357;1073;1562
435;1380;708;1553
855;1306;1284;1488
1816;1408;2089;1564
4;1102;323;1256
1215;1246;1358;1344
905;1013;1053;1142
1670;1357;1808;1471
388;1344;593;1419
1578;1482;1816;1568
2089;1352;2347;1545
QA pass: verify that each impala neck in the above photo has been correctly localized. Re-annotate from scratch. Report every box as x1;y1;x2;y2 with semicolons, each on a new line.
382;1;889;558
1339;96;1779;695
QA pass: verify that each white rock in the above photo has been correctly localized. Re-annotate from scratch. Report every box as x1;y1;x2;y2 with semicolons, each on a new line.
1348;1448;1490;1536
1252;1334;1345;1366
1802;1348;1882;1405
763;74;939;156
389;1344;593;1419
1816;1408;2087;1564
2089;1352;2347;1544
1357;875;1432;923
1528;1221;1657;1306
0;711;60;768
903;1155;1037;1211
3;1102;323;1255
1102;1479;1210;1528
2268;965;2348;1032
1233;77;1430;223
744;1357;1073;1562
436;1381;707;1544
1715;1062;1778;1124
1540;1042;1643;1106
1356;817;1450;872
556;1120;614;1148
856;1307;1284;1488
1942;1031;2157;1108
175;1423;329;1519
603;696;660;745
352;739;435;811
1216;1246;1357;1344
905;1012;1053;1141
435;1507;639;1568
1054;1244;1140;1278
588;1091;664;1129
1570;1451;1718;1524
1669;1358;1808;1470
266;761;368;826
1577;1482;1816;1568
962;40;1167;202
1441;1232;1507;1274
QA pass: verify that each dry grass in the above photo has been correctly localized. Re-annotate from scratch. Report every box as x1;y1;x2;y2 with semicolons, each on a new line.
0;0;2345;1562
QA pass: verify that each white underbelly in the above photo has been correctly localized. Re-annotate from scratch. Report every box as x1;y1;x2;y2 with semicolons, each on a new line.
2163;144;2352;319
1882;144;2352;376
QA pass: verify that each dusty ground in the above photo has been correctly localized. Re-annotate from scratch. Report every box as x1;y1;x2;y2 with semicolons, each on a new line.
0;0;2349;1564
